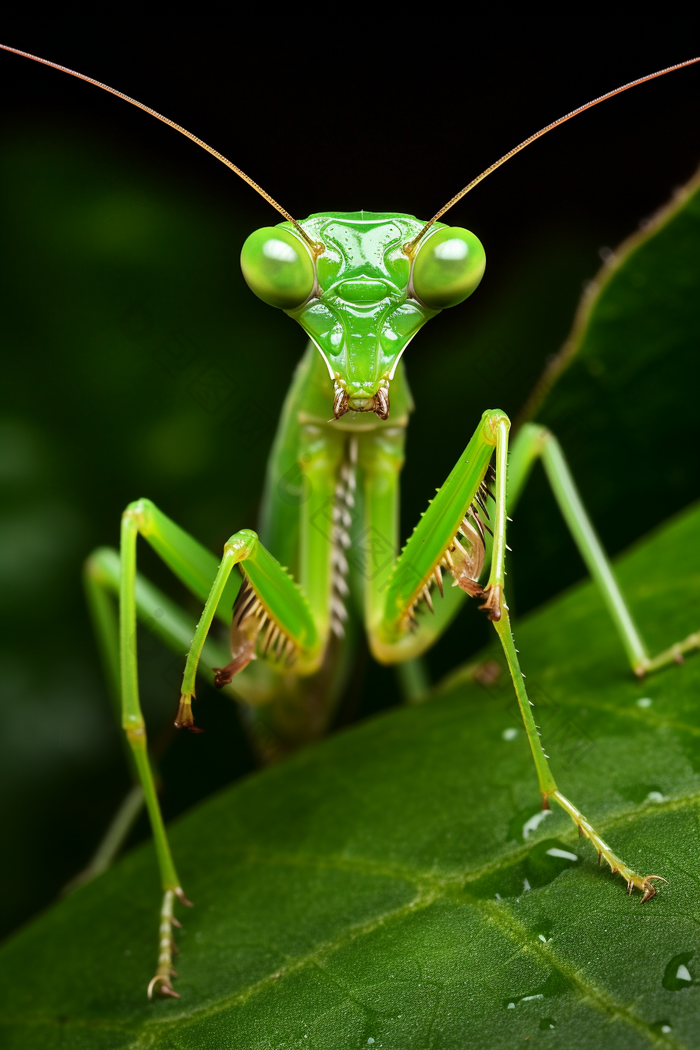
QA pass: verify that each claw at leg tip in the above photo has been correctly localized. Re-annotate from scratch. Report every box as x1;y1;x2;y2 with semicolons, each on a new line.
640;875;668;904
147;975;180;999
478;584;503;622
175;694;201;732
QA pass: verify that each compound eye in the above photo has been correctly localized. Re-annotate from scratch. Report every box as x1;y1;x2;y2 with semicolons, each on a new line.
240;226;314;309
412;226;486;309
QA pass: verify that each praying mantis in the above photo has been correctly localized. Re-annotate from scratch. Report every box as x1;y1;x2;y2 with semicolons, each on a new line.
2;44;700;1002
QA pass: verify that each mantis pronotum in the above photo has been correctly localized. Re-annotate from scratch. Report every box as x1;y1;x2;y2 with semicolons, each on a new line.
2;44;699;999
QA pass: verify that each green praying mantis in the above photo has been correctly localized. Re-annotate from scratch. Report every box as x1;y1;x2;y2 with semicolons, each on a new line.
2;45;700;1001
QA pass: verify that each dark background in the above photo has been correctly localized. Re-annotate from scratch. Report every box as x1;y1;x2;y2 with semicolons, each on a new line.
2;15;699;940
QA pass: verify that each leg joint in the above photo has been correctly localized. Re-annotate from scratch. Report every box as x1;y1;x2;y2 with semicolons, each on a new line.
84;546;120;587
480;409;510;445
124;722;147;745
123;497;155;532
223;528;258;559
521;421;552;454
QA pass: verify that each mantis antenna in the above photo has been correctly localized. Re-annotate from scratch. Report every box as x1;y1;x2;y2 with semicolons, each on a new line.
406;56;700;253
0;43;323;255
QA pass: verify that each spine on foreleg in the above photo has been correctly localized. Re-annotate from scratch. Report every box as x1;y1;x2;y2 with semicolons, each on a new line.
406;466;496;625
213;575;297;687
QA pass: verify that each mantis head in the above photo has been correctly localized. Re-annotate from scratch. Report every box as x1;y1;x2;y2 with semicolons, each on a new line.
240;213;485;419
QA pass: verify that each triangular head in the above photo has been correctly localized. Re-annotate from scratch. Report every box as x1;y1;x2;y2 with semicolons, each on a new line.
241;212;485;419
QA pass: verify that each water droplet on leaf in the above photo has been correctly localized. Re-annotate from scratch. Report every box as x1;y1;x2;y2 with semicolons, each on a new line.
663;952;694;990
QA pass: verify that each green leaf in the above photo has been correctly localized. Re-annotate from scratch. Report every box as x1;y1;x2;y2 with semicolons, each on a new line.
2;501;699;1048
517;168;700;569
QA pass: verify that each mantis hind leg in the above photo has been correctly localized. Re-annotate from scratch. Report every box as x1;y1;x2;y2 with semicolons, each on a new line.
116;501;217;999
509;423;700;675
